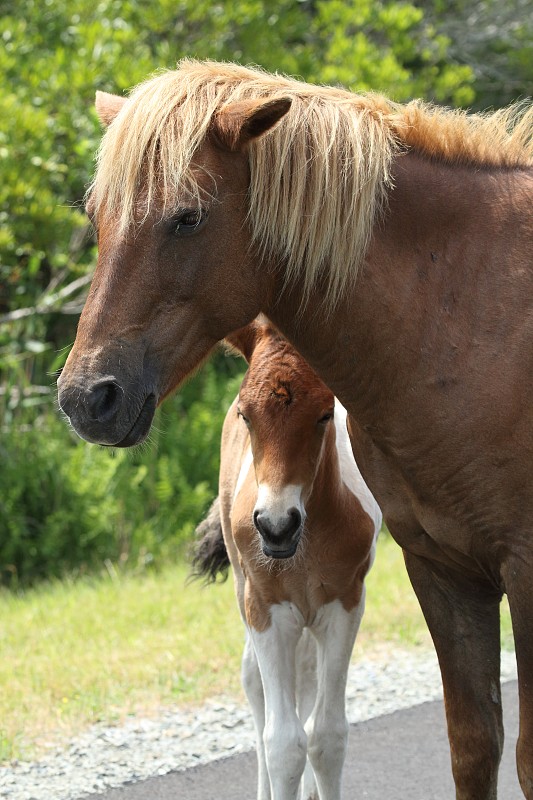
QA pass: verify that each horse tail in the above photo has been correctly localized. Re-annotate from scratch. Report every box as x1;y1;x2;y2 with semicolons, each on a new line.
189;496;230;584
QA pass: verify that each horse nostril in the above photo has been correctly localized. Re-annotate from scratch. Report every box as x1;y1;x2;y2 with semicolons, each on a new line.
287;507;302;536
253;509;264;534
86;380;123;423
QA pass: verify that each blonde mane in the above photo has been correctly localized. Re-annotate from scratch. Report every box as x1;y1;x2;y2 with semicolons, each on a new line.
91;59;533;307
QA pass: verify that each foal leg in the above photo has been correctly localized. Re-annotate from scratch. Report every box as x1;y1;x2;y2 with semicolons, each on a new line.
250;602;307;800
306;594;366;800
501;556;533;798
295;629;318;800
242;631;271;800
404;551;503;800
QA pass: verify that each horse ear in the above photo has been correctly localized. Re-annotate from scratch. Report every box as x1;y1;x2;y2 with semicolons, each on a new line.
95;91;127;126
224;323;259;363
213;97;292;152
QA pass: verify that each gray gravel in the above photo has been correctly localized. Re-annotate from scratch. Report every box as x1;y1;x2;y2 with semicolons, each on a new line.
0;649;517;800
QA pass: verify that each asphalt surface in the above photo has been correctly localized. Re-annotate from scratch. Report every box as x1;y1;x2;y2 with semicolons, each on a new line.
88;680;521;800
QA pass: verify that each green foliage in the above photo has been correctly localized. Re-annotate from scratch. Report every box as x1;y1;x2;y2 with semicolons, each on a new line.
0;352;244;586
307;0;475;105
419;0;533;111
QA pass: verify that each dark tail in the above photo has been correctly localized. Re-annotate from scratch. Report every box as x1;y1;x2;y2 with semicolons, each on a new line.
189;496;230;584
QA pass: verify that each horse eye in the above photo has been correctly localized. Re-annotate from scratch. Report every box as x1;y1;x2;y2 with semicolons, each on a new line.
173;208;208;237
238;410;250;426
318;412;334;424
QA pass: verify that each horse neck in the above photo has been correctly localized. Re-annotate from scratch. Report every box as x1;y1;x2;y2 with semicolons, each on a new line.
266;152;533;429
306;415;344;511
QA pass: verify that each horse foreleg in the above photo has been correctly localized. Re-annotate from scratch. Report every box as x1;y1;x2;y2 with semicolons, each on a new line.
404;550;503;800
250;602;307;800
242;631;271;800
501;556;533;799
295;629;319;800
306;593;365;800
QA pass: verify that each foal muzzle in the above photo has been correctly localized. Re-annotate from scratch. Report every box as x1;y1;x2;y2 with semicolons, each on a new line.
253;505;303;559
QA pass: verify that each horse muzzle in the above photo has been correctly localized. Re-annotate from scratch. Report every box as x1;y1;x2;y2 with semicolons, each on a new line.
253;505;303;559
57;373;157;447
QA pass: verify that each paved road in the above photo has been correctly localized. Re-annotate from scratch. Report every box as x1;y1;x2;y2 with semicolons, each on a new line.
89;681;521;799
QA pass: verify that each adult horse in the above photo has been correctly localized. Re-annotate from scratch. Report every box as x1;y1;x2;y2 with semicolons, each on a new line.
57;60;533;799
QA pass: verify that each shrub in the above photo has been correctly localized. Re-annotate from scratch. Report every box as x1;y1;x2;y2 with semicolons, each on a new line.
0;351;244;586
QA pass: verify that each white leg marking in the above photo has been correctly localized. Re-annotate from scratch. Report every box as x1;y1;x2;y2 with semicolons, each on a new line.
250;603;307;800
306;596;366;800
295;630;319;800
242;632;271;800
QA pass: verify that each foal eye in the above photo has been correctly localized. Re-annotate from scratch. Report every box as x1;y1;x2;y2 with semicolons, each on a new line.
172;208;208;237
237;410;250;426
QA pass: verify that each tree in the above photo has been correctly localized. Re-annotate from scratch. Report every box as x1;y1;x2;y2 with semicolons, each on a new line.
306;0;474;104
419;0;533;110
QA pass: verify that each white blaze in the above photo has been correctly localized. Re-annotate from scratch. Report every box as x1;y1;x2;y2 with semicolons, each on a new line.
254;482;306;531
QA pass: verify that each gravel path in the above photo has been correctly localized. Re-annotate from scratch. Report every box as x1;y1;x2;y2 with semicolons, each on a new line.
0;649;517;800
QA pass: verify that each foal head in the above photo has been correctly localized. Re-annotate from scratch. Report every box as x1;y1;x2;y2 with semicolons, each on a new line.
229;321;335;559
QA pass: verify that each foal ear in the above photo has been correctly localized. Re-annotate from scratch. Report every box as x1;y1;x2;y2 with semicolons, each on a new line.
213;97;292;152
224;324;259;363
95;91;127;126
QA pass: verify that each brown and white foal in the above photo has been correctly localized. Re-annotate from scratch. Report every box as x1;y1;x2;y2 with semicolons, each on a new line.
195;320;381;800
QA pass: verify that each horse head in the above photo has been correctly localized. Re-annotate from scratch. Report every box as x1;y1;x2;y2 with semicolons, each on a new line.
228;320;335;559
57;86;291;446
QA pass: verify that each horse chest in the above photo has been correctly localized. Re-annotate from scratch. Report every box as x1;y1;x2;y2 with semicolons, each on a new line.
235;506;370;630
242;565;366;632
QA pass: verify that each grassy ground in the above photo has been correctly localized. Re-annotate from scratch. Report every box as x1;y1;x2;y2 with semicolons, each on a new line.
0;532;513;763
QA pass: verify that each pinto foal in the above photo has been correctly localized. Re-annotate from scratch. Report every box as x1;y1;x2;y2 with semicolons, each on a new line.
194;320;381;800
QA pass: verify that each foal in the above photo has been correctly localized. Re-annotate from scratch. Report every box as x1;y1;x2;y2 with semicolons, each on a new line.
195;320;381;800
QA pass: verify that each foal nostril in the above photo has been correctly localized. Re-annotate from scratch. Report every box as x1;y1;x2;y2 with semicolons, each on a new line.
253;509;264;535
287;507;302;537
86;380;123;423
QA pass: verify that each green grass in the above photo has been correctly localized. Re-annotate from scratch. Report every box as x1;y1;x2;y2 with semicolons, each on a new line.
0;533;513;762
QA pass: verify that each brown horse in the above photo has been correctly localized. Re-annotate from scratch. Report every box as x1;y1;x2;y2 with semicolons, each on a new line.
193;318;380;800
57;61;533;799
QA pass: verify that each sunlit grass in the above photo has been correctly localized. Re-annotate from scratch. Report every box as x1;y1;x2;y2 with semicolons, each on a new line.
0;560;244;761
0;532;513;762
